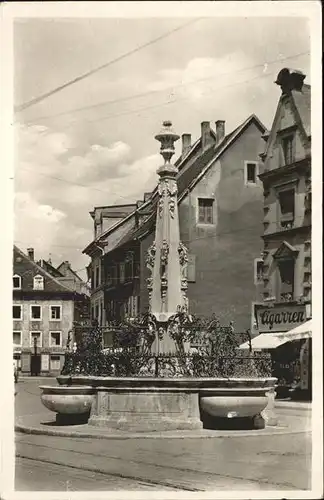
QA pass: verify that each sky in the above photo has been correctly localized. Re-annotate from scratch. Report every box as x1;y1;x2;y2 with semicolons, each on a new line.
13;15;310;279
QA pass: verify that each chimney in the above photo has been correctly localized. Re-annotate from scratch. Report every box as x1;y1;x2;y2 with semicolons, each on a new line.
215;120;225;145
201;122;212;150
27;248;34;261
181;133;191;157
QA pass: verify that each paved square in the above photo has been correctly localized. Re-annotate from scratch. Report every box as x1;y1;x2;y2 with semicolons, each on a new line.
15;377;312;492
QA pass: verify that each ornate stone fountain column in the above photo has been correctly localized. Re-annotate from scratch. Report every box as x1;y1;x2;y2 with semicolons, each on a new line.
146;121;189;353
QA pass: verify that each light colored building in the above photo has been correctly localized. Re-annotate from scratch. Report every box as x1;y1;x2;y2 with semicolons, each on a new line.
250;68;311;396
13;246;89;376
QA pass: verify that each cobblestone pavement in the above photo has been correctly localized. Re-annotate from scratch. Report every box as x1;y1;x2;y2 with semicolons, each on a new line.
14;377;312;492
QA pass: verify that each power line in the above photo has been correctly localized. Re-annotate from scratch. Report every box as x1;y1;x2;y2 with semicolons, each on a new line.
14;18;203;114
22;51;310;125
42;51;310;134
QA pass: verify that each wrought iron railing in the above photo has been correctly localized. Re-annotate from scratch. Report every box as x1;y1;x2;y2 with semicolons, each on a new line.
61;350;271;378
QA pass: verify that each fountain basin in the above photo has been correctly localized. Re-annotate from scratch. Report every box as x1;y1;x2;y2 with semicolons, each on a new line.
40;385;95;423
55;376;276;431
200;388;269;418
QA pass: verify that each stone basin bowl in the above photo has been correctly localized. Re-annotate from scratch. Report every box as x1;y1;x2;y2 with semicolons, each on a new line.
200;387;269;419
40;385;95;416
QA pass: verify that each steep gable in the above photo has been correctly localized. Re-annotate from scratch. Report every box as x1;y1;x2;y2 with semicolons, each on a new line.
273;241;299;260
13;246;75;294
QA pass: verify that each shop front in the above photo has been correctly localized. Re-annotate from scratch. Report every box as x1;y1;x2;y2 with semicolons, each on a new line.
240;303;312;399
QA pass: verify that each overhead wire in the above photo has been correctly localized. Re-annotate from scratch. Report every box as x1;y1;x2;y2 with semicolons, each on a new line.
22;51;310;137
22;50;310;126
14;18;203;114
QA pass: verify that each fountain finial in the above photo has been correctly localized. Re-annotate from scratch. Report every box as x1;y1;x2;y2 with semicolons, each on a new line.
155;120;180;165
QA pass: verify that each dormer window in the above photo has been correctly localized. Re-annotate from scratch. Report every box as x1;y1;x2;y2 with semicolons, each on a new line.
13;275;21;290
33;274;44;290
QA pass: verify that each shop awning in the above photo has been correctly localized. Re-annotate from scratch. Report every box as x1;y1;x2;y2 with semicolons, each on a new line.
239;334;287;350
239;320;312;350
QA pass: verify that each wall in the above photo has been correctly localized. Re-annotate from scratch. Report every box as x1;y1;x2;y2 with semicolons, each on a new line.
265;95;308;172
13;298;74;351
178;122;265;331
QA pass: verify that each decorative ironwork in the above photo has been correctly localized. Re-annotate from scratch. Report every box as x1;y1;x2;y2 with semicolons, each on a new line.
62;350;271;378
61;313;271;379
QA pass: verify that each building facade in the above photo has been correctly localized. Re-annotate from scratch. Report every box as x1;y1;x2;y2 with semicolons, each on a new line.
84;114;267;335
254;68;311;394
13;246;88;376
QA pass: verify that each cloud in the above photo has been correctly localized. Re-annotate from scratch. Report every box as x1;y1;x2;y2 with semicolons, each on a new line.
14;124;160;273
146;52;259;103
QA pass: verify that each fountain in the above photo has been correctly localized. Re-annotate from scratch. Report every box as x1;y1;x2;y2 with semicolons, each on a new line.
40;121;277;431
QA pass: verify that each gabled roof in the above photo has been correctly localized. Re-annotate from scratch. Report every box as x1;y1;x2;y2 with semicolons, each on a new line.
178;114;266;201
13;246;78;294
273;241;299;259
40;259;64;278
175;127;217;169
57;261;84;282
101;114;266;251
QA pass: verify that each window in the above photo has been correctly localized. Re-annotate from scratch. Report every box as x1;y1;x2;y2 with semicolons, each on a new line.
33;274;44;290
106;266;113;286
13;275;21;289
50;331;62;347
50;355;61;371
30;331;42;348
278;259;294;302
245;162;258;184
254;258;264;285
95;266;100;288
125;254;134;281
282;135;294;165
119;262;125;283
279;189;295;229
198;198;214;224
13;331;22;346
95;304;99;320
30;305;42;320
13;305;22;320
50;305;61;321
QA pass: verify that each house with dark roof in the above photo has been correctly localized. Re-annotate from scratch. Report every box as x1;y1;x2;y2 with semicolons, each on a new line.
83;114;268;339
250;68;312;395
13;246;89;376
